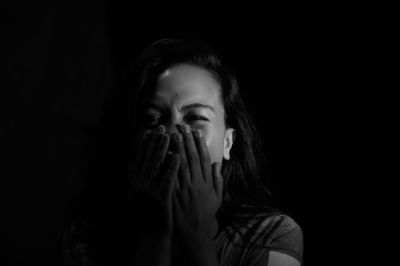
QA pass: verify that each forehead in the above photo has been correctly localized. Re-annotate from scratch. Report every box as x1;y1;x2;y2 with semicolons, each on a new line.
151;64;222;106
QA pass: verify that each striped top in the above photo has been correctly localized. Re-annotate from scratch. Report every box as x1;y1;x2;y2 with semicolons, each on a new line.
214;204;303;266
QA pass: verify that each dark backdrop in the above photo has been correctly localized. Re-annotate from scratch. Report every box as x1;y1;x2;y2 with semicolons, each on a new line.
2;1;378;266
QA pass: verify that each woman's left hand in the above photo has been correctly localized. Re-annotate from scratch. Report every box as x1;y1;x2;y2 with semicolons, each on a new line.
172;124;223;241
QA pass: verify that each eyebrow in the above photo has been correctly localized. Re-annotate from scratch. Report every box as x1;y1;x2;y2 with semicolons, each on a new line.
145;102;216;113
181;103;215;113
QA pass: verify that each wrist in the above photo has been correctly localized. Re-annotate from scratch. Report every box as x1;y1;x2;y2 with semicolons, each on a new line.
179;219;218;240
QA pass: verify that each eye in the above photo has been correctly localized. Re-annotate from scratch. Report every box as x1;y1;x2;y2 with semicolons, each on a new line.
142;113;161;126
185;114;209;123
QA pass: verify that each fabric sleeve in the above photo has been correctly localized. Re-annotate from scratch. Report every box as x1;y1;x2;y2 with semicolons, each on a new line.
241;214;303;266
264;215;303;263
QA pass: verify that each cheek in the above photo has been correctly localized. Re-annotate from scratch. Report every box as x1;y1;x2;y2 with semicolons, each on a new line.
203;128;225;163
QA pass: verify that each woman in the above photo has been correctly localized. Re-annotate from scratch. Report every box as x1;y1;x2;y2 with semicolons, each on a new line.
64;39;303;266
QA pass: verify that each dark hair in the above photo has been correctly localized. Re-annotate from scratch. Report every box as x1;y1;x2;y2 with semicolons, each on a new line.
126;38;275;212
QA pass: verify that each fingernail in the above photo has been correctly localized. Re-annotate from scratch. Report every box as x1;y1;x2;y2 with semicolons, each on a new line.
194;129;202;138
183;124;191;133
174;133;182;142
156;125;164;133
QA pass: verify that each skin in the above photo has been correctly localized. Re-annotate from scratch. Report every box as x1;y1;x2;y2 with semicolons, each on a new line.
136;63;235;163
130;63;300;266
131;63;234;266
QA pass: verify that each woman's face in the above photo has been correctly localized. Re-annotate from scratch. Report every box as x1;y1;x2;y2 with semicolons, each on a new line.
136;63;235;164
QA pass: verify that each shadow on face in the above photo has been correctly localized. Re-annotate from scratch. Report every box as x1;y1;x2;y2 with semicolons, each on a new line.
135;63;235;164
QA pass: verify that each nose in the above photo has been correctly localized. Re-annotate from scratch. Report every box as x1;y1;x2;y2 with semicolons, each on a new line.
164;120;180;135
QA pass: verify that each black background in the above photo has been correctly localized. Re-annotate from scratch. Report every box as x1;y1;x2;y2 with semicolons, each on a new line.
2;1;379;266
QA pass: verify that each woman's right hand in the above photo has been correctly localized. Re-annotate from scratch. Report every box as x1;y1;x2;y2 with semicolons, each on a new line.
128;125;180;239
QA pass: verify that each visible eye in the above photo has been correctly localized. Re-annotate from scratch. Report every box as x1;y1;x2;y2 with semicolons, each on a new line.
185;114;209;124
142;113;161;126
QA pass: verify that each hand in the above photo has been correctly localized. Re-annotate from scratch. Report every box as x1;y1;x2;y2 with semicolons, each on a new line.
129;125;180;238
172;124;223;240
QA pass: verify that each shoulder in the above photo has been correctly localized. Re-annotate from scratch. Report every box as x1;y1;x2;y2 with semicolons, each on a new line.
216;204;303;265
237;205;303;257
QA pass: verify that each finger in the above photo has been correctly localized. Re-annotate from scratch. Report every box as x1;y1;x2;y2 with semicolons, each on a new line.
139;126;164;184
165;145;181;191
172;187;185;217
173;131;191;188
172;191;186;240
154;148;180;191
138;132;158;183
172;192;181;228
193;129;212;182
131;132;151;178
161;153;180;200
149;133;170;184
212;162;223;200
174;172;181;191
178;124;202;183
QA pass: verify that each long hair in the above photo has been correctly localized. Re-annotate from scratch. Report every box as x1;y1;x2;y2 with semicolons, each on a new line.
125;39;276;218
